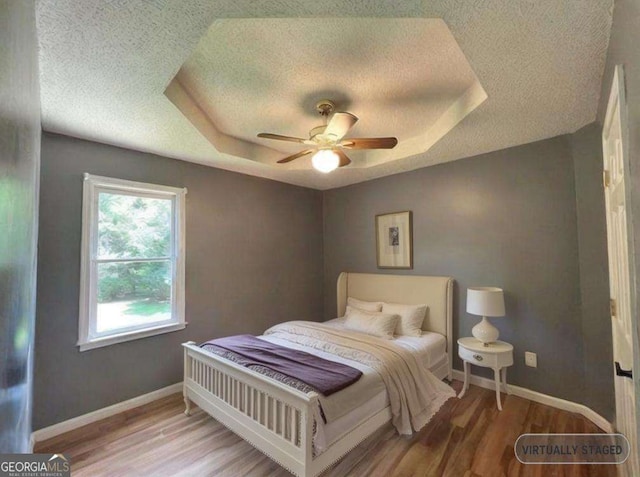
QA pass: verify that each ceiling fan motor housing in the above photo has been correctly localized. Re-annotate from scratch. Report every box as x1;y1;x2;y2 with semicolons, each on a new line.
315;99;336;117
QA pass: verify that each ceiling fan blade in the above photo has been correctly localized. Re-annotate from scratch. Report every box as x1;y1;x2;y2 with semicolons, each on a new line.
335;149;352;167
258;133;307;144
276;149;314;164
323;112;358;141
341;137;398;149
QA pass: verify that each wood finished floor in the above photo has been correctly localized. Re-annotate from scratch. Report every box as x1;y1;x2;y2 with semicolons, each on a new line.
36;381;615;477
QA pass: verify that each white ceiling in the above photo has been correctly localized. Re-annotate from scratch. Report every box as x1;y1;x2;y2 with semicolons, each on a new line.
167;19;487;169
36;0;613;190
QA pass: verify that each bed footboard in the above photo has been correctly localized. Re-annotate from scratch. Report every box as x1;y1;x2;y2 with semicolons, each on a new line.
183;341;392;477
183;341;319;476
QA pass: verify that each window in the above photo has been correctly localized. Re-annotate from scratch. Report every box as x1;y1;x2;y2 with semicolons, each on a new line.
78;174;186;351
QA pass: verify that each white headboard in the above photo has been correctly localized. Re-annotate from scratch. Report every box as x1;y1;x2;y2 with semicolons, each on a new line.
337;272;454;376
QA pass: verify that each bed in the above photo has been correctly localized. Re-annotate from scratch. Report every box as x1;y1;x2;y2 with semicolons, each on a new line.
182;272;454;477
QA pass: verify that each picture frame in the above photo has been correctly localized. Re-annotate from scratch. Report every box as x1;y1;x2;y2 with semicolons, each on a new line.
375;211;413;269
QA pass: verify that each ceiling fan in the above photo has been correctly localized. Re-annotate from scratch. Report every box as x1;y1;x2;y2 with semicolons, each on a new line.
257;100;398;173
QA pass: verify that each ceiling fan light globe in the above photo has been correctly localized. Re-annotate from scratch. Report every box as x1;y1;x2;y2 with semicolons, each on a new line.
312;150;340;173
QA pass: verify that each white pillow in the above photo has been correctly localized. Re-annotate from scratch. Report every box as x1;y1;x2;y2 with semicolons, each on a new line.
343;307;399;340
347;296;383;313
382;302;428;337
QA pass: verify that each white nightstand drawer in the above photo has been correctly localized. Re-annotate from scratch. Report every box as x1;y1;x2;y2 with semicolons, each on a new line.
458;345;498;368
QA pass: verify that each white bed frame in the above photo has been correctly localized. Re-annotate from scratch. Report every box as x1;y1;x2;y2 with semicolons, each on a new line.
182;272;453;477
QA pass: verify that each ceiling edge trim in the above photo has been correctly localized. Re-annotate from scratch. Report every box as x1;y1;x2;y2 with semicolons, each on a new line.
362;81;488;167
164;73;285;165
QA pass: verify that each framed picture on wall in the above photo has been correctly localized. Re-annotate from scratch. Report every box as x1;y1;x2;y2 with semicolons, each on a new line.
375;211;413;269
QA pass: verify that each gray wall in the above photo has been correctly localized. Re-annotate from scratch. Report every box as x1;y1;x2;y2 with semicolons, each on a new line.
34;123;616;427
571;123;614;419
323;136;590;406
0;0;41;452
34;133;324;430
597;0;640;436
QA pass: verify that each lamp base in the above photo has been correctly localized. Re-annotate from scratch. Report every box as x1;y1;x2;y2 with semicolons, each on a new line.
472;316;499;346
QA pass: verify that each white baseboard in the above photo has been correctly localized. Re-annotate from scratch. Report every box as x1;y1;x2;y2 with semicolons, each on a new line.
452;370;613;433
31;373;614;446
32;382;183;444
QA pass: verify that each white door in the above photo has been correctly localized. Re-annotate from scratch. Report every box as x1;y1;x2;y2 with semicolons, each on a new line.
602;64;638;476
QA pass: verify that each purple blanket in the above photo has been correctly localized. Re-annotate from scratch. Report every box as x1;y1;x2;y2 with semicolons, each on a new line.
200;335;362;396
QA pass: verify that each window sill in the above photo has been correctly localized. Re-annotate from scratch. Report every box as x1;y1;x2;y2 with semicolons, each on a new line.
78;322;187;352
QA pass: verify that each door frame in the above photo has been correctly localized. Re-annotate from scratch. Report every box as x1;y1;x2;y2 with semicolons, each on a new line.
603;63;640;474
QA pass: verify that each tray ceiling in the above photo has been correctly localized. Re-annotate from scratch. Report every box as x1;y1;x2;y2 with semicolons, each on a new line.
166;19;486;169
36;0;613;190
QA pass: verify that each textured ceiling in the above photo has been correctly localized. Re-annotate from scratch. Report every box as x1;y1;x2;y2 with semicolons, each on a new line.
36;0;613;190
167;19;486;169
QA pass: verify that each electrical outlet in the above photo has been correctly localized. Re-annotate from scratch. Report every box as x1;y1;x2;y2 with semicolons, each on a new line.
525;351;537;368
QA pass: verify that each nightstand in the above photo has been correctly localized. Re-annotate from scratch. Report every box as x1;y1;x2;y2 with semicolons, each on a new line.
457;337;514;410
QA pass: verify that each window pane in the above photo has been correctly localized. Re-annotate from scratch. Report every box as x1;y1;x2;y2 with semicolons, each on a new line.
98;192;172;259
96;261;172;333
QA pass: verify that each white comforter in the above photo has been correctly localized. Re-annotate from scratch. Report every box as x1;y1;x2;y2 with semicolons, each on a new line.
263;320;455;437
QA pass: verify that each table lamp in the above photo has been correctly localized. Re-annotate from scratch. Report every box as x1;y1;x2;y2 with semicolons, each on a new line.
466;287;505;346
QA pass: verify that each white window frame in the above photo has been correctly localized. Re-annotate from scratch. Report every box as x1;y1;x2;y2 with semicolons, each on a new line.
78;173;187;351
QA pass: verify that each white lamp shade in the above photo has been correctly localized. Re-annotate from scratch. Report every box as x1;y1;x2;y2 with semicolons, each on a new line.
466;287;505;317
311;150;339;173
